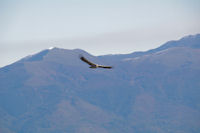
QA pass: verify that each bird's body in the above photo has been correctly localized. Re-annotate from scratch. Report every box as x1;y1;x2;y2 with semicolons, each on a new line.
89;64;98;68
80;56;113;69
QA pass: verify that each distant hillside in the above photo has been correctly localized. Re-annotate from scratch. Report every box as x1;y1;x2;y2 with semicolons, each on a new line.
0;34;200;133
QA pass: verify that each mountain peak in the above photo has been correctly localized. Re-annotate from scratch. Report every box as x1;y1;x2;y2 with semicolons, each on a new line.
19;47;93;67
48;46;56;50
99;33;200;61
156;33;200;50
181;33;200;40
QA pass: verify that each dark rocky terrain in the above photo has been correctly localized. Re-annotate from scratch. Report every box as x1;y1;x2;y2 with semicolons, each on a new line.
0;34;200;133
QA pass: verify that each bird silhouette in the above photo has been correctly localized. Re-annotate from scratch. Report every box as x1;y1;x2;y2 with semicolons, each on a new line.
80;55;113;69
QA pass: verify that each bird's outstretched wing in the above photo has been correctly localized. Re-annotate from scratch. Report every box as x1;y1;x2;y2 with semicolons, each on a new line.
80;56;96;66
98;65;113;69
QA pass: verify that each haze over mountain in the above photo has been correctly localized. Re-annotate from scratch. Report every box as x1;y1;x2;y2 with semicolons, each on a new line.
0;34;200;133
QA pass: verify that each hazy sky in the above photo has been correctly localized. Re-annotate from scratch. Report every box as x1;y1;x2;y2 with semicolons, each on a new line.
0;0;200;67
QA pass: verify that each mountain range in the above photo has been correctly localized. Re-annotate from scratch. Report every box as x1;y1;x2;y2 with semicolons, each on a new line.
0;34;200;133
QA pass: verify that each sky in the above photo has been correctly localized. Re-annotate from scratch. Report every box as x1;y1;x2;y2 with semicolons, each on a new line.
0;0;200;67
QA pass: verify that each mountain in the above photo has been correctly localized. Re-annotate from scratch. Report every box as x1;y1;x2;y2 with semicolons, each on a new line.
0;34;200;133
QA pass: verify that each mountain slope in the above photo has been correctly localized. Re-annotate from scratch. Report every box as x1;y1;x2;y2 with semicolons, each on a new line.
0;34;200;133
99;33;200;61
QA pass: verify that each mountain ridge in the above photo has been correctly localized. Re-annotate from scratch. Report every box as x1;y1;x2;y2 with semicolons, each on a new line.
99;33;200;61
6;33;200;68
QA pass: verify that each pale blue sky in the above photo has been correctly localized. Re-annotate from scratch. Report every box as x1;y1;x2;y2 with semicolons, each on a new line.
0;0;200;67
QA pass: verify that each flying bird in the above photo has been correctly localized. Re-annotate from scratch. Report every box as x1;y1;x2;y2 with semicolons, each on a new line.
80;56;113;69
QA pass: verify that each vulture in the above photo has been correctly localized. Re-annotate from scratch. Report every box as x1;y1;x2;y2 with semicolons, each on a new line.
80;56;113;69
